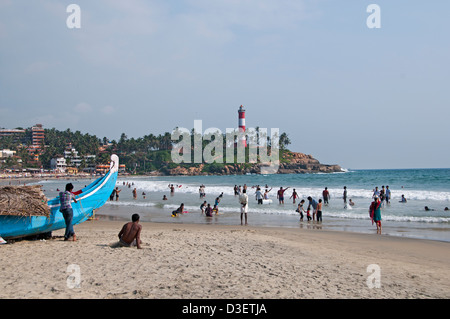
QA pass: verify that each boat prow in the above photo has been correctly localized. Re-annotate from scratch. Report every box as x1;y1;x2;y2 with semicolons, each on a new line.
0;154;119;239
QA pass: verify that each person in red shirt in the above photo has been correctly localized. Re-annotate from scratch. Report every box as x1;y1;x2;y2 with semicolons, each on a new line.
322;187;330;205
277;187;289;204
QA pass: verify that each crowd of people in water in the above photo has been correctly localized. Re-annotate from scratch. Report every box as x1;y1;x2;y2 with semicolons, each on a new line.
53;179;448;248
108;181;449;232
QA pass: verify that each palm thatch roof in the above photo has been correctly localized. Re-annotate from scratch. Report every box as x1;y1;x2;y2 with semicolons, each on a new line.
0;185;50;217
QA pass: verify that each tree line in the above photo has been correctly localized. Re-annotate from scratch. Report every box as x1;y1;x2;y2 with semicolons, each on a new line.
0;126;291;173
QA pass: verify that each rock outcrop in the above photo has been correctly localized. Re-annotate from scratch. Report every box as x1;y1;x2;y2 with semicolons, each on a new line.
163;151;342;176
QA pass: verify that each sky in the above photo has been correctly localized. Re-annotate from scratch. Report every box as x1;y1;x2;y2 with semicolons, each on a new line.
0;0;449;169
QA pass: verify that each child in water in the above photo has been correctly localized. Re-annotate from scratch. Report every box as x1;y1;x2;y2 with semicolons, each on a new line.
205;204;213;217
306;208;312;221
296;199;305;221
171;203;184;217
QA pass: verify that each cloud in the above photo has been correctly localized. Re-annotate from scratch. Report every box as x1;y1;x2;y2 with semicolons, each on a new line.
74;102;92;113
101;105;116;115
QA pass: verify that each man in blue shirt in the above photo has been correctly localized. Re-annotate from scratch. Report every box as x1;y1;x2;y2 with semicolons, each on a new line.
307;196;318;221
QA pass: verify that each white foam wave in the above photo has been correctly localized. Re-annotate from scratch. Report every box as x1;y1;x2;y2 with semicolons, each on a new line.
106;201;157;207
117;180;450;202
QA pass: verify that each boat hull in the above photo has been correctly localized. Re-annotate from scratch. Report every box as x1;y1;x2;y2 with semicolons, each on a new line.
0;155;119;239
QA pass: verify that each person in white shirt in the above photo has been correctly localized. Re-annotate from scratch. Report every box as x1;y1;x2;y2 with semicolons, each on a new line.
255;188;263;205
373;186;380;199
239;189;249;225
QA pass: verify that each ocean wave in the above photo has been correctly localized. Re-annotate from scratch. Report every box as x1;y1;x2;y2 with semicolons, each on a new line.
324;212;450;224
105;201;157;207
117;180;450;202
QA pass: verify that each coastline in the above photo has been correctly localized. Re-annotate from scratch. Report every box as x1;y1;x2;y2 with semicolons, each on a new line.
1;219;449;299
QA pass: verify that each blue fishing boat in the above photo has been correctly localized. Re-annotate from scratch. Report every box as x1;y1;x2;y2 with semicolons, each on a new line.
0;154;119;239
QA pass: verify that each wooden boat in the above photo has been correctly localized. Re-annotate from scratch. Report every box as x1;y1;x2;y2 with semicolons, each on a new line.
0;154;119;239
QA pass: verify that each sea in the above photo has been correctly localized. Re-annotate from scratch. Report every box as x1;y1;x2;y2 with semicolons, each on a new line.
31;168;450;242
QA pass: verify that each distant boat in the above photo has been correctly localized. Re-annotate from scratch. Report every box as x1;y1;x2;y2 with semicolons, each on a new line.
0;154;119;239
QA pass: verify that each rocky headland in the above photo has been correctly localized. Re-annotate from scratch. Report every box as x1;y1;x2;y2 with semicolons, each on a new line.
153;151;342;176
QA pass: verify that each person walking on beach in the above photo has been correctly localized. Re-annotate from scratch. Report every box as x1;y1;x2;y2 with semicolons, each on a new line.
239;189;249;225
369;196;382;234
277;187;289;204
322;187;330;205
118;213;142;249
59;183;78;241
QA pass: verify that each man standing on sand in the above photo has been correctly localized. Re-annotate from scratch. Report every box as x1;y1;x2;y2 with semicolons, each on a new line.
239;189;249;225
118;213;142;249
59;183;78;241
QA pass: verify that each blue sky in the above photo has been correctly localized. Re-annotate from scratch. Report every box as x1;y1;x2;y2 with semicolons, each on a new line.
1;0;449;169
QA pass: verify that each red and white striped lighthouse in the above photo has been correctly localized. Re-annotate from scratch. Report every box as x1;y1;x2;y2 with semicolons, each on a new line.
238;105;247;147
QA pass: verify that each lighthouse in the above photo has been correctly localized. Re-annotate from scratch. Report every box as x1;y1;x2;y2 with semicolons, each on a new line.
238;105;247;147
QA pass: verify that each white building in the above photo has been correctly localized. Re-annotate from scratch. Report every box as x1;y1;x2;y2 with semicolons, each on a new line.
64;147;96;168
0;149;16;158
50;157;67;173
64;148;82;167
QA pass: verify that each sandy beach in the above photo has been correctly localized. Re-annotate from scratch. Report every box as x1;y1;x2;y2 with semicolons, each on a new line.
1;219;449;299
